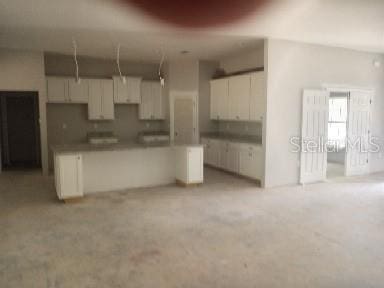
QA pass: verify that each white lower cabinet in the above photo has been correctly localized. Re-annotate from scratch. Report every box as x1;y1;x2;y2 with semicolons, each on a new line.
175;146;204;185
202;138;262;181
54;153;83;200
202;138;220;167
239;144;263;180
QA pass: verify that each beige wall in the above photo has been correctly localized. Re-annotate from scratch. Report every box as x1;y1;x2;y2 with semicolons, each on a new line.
0;49;48;175
199;61;219;133
264;39;384;187
45;53;159;79
220;46;264;74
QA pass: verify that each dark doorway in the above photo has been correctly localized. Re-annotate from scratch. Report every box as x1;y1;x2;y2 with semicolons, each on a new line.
0;91;41;170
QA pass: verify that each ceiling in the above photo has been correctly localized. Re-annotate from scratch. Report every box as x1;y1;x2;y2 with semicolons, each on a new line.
0;0;383;62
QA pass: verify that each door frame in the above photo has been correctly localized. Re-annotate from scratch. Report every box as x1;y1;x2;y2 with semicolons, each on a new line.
169;90;199;144
323;84;374;176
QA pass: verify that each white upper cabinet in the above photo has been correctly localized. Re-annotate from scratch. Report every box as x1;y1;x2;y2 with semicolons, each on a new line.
209;72;265;122
88;79;114;120
113;76;142;104
250;72;265;121
47;77;68;103
47;77;88;103
210;79;228;120
68;79;89;103
228;75;251;121
139;81;164;120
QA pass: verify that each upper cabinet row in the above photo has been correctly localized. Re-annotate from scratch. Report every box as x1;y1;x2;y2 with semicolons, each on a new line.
46;77;164;121
210;71;265;122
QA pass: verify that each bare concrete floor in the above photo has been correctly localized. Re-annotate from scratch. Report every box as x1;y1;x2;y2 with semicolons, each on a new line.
1;168;384;288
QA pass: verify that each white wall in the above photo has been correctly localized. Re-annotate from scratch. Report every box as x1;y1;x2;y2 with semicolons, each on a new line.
264;39;384;187
220;46;264;73
0;49;48;175
199;60;219;133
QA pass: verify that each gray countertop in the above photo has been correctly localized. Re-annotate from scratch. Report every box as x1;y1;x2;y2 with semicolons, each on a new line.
200;132;262;145
51;142;203;154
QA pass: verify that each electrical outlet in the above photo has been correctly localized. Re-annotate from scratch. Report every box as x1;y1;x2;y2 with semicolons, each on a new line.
62;123;67;130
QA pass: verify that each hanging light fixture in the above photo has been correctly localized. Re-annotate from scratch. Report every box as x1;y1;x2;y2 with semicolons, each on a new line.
116;44;126;84
72;38;81;84
158;51;165;87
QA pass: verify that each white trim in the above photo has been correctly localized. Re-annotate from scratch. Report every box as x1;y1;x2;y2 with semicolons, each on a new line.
322;83;375;94
169;90;199;144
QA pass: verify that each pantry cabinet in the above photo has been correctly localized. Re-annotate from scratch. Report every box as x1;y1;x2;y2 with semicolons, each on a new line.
88;79;114;120
139;81;164;120
209;71;265;122
113;76;141;104
54;153;83;200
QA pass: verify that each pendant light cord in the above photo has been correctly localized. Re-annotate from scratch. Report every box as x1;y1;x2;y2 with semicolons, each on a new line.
72;38;80;83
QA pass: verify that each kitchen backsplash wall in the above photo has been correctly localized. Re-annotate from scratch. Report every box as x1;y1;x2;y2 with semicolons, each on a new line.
47;104;167;170
217;121;262;137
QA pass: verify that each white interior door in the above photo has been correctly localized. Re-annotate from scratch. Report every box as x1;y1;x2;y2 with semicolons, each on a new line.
170;91;198;145
300;90;329;184
345;90;371;176
174;98;195;145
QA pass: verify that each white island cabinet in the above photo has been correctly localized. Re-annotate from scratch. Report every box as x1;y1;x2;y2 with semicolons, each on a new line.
54;153;83;200
175;146;204;185
53;144;204;200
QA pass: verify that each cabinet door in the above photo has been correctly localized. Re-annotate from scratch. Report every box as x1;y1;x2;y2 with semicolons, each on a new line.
250;72;265;122
47;77;68;103
239;145;262;179
210;79;228;120
187;147;204;183
88;80;103;120
239;148;252;177
56;154;83;199
228;75;251;120
128;77;142;104
201;138;209;164
140;81;153;120
227;143;240;173
113;76;129;104
152;82;163;119
101;80;115;120
219;142;228;169
68;78;89;103
210;140;221;167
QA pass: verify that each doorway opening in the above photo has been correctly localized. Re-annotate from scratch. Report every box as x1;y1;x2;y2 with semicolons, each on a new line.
327;92;348;179
0;91;41;171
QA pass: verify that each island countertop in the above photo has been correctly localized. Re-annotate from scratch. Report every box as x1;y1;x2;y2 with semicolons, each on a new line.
51;142;203;154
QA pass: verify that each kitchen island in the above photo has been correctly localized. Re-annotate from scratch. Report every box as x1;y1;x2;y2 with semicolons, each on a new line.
52;143;204;200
